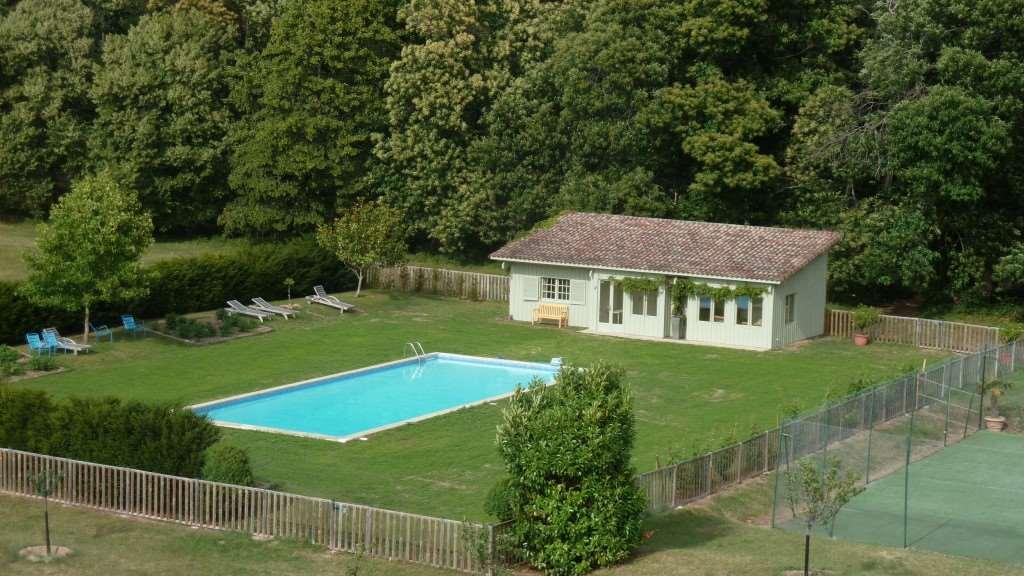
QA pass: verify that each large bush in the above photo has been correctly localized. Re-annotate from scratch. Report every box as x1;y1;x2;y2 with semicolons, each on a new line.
0;237;354;344
0;388;220;478
0;387;54;452
493;363;646;575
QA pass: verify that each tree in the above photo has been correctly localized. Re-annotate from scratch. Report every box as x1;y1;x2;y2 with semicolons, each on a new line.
21;173;154;343
221;0;401;237
491;363;646;575
374;0;562;253
786;0;1024;302
784;456;860;576
90;9;239;234
0;0;95;218
30;468;63;557
315;199;407;297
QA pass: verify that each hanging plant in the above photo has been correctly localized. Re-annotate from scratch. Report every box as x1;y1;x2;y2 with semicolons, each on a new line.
670;278;766;316
617;276;660;293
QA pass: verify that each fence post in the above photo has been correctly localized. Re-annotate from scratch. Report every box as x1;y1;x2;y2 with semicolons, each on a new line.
487;523;495;576
671;465;678;509
865;388;875;484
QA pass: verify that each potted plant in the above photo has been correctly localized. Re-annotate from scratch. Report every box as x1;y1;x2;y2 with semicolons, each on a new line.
851;305;881;346
980;379;1013;431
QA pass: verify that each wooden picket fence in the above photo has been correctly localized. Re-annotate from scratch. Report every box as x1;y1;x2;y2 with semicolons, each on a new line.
367;265;509;302
0;449;493;574
825;309;999;353
634;339;1021;512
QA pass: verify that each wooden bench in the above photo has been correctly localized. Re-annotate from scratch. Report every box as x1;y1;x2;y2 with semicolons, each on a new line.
532;303;569;328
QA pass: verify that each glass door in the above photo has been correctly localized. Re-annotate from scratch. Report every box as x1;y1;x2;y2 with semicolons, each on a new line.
598;279;624;332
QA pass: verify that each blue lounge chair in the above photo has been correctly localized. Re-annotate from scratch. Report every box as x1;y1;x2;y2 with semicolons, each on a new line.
26;332;53;356
121;314;145;336
42;327;91;355
90;322;114;343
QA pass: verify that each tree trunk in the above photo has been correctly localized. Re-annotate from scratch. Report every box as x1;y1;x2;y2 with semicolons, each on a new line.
82;303;90;344
804;533;811;576
44;496;51;556
355;271;364;297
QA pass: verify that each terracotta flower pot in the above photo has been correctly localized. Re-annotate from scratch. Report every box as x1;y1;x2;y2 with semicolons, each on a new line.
984;416;1007;432
853;333;870;346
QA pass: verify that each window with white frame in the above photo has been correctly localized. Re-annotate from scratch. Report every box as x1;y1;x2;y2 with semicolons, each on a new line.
785;293;796;324
699;297;712;321
542;277;571;301
736;296;764;327
632;289;658;316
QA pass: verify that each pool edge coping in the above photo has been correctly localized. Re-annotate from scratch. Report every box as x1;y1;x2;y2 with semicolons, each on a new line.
187;352;559;443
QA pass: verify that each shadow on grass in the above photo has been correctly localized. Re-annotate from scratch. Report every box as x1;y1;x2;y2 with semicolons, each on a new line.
637;509;739;554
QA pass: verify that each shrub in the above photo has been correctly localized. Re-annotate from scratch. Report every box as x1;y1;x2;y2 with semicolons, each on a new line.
1001;322;1024;343
162;314;215;340
0;345;23;377
0;388;54;452
494;364;646;575
28;354;58;372
202;444;255;486
216;309;257;336
47;396;221;477
851;305;881;332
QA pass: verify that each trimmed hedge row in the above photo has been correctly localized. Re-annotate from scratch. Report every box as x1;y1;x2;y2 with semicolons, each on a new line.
0;237;354;344
0;388;219;477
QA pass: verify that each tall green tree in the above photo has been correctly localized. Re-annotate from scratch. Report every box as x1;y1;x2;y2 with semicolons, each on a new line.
90;8;240;234
315;199;407;296
21;172;154;343
0;0;95;218
786;0;1024;302
374;0;564;253
221;0;401;237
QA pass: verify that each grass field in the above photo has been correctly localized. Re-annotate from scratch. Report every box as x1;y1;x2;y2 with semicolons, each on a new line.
10;291;944;521
5;482;1023;576
0;221;243;282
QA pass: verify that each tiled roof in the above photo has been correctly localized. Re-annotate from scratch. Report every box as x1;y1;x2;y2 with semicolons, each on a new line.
490;212;840;283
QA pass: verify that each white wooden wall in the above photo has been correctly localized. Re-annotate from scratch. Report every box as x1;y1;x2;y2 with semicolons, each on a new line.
772;254;828;347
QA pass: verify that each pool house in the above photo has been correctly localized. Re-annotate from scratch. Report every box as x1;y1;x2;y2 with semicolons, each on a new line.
490;212;840;350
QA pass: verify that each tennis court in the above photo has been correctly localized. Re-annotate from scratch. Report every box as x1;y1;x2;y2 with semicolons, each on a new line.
825;431;1024;564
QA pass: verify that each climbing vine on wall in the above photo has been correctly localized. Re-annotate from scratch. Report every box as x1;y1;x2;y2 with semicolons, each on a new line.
616;276;660;294
670;279;767;316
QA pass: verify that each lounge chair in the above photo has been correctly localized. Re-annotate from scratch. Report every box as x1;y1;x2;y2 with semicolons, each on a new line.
42;327;91;355
306;285;355;314
90;322;114;343
26;332;53;356
224;300;272;322
250;297;296;319
121;314;145;337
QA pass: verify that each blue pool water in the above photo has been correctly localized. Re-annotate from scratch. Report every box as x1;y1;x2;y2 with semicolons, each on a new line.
191;353;557;441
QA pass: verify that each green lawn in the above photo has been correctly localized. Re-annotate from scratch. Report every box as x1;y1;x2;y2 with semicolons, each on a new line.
5;486;1021;576
11;292;943;521
0;221;243;282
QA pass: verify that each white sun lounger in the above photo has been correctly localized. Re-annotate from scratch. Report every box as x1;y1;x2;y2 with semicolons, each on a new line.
251;297;296;319
42;327;92;355
224;300;272;322
306;285;355;313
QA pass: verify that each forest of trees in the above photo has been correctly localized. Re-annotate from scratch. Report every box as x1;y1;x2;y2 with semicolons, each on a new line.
2;0;1022;305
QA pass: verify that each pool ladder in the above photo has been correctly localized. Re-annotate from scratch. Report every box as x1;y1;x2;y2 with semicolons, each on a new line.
405;341;426;364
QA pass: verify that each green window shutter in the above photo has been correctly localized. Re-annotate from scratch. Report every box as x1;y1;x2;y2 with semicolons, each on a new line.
522;275;539;301
569;279;587;305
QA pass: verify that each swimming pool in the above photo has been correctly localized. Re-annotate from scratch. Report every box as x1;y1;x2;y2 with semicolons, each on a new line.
190;353;558;442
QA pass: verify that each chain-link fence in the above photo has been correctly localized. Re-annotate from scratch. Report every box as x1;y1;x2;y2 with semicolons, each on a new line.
771;341;1024;564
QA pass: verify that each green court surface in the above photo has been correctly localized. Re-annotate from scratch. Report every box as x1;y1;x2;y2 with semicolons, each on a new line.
826;431;1024;564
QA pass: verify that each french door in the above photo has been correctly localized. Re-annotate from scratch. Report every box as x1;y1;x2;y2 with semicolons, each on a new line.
598;279;624;332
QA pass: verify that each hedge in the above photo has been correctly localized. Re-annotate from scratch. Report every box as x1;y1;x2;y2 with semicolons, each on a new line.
0;237;355;344
0;387;220;478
